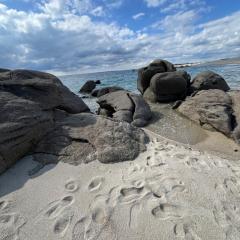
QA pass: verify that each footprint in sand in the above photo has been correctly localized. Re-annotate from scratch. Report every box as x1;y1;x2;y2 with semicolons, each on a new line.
88;177;105;192
118;186;145;204
0;200;9;212
147;177;185;200
129;203;142;229
44;195;74;219
223;177;240;195
72;217;88;240
53;211;73;236
151;203;185;219
185;157;210;172
0;213;26;240
174;222;202;240
65;180;79;193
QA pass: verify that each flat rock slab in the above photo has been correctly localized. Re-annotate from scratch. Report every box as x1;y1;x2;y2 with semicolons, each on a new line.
34;113;149;165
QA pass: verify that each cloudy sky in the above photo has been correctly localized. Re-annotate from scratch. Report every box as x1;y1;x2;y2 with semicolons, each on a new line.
0;0;240;74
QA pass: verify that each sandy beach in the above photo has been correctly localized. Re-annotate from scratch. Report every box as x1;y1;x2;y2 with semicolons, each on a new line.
1;131;240;240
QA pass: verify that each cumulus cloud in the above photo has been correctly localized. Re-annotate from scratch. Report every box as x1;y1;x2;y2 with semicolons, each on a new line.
132;12;145;20
0;1;239;74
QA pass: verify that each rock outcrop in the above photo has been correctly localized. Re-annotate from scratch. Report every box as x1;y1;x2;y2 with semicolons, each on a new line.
177;89;234;136
144;71;190;102
34;113;149;164
137;59;176;94
0;69;89;174
79;80;96;93
190;71;230;93
137;59;191;103
91;86;124;97
97;90;152;127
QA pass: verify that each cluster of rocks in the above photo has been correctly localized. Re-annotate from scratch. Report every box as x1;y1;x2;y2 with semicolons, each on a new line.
138;59;191;102
79;79;153;127
0;69;149;174
138;59;240;143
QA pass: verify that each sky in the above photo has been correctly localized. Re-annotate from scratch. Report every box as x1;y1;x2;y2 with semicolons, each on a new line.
0;0;240;74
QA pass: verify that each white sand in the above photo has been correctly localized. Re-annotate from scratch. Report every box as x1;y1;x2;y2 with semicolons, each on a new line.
1;133;240;240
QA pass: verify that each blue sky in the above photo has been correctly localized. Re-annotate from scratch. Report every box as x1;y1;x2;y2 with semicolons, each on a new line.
0;0;240;74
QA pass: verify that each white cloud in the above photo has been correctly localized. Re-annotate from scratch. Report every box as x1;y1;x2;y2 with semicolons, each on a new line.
0;1;239;73
90;6;105;17
132;12;145;20
144;0;167;7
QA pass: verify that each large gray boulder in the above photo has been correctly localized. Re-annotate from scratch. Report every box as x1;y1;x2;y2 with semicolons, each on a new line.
144;71;190;102
79;80;96;93
178;89;233;136
0;92;53;173
0;69;89;174
190;71;230;93
34;113;149;164
97;91;152;127
137;59;176;94
0;69;89;113
91;86;124;97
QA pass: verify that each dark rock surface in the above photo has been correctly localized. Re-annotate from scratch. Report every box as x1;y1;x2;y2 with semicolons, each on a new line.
79;80;96;93
0;68;10;73
34;113;149;164
0;69;89;174
190;71;230;92
144;71;189;102
95;80;101;84
91;86;124;97
137;59;176;94
97;90;152;127
228;91;240;143
177;89;233;136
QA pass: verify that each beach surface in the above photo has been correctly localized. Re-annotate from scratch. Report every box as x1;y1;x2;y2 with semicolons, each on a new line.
1;132;240;240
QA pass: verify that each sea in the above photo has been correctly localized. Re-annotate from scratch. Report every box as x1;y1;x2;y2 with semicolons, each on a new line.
59;64;240;112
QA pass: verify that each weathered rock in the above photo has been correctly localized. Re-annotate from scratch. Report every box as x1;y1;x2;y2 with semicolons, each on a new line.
0;69;89;174
91;86;124;97
34;113;149;164
0;92;53;173
178;89;233;136
0;69;89;113
148;71;189;102
228;91;240;143
98;91;134;113
137;59;176;94
97;91;152;127
79;80;96;93
191;71;230;92
130;93;152;127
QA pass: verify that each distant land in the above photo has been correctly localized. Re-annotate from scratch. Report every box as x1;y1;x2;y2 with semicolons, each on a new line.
175;57;240;68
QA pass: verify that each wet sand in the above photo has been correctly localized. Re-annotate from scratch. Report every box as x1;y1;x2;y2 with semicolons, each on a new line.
145;103;240;160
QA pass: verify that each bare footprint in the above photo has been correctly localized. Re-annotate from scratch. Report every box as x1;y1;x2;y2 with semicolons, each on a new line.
91;208;107;224
53;211;73;236
129;203;142;229
119;186;144;203
45;195;74;219
88;177;105;192
151;203;185;219
0;213;26;240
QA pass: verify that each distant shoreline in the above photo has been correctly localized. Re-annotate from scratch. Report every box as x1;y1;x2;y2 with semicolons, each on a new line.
175;57;240;68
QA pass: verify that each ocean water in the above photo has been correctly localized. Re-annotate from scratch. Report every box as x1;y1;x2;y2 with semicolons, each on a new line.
59;64;240;111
